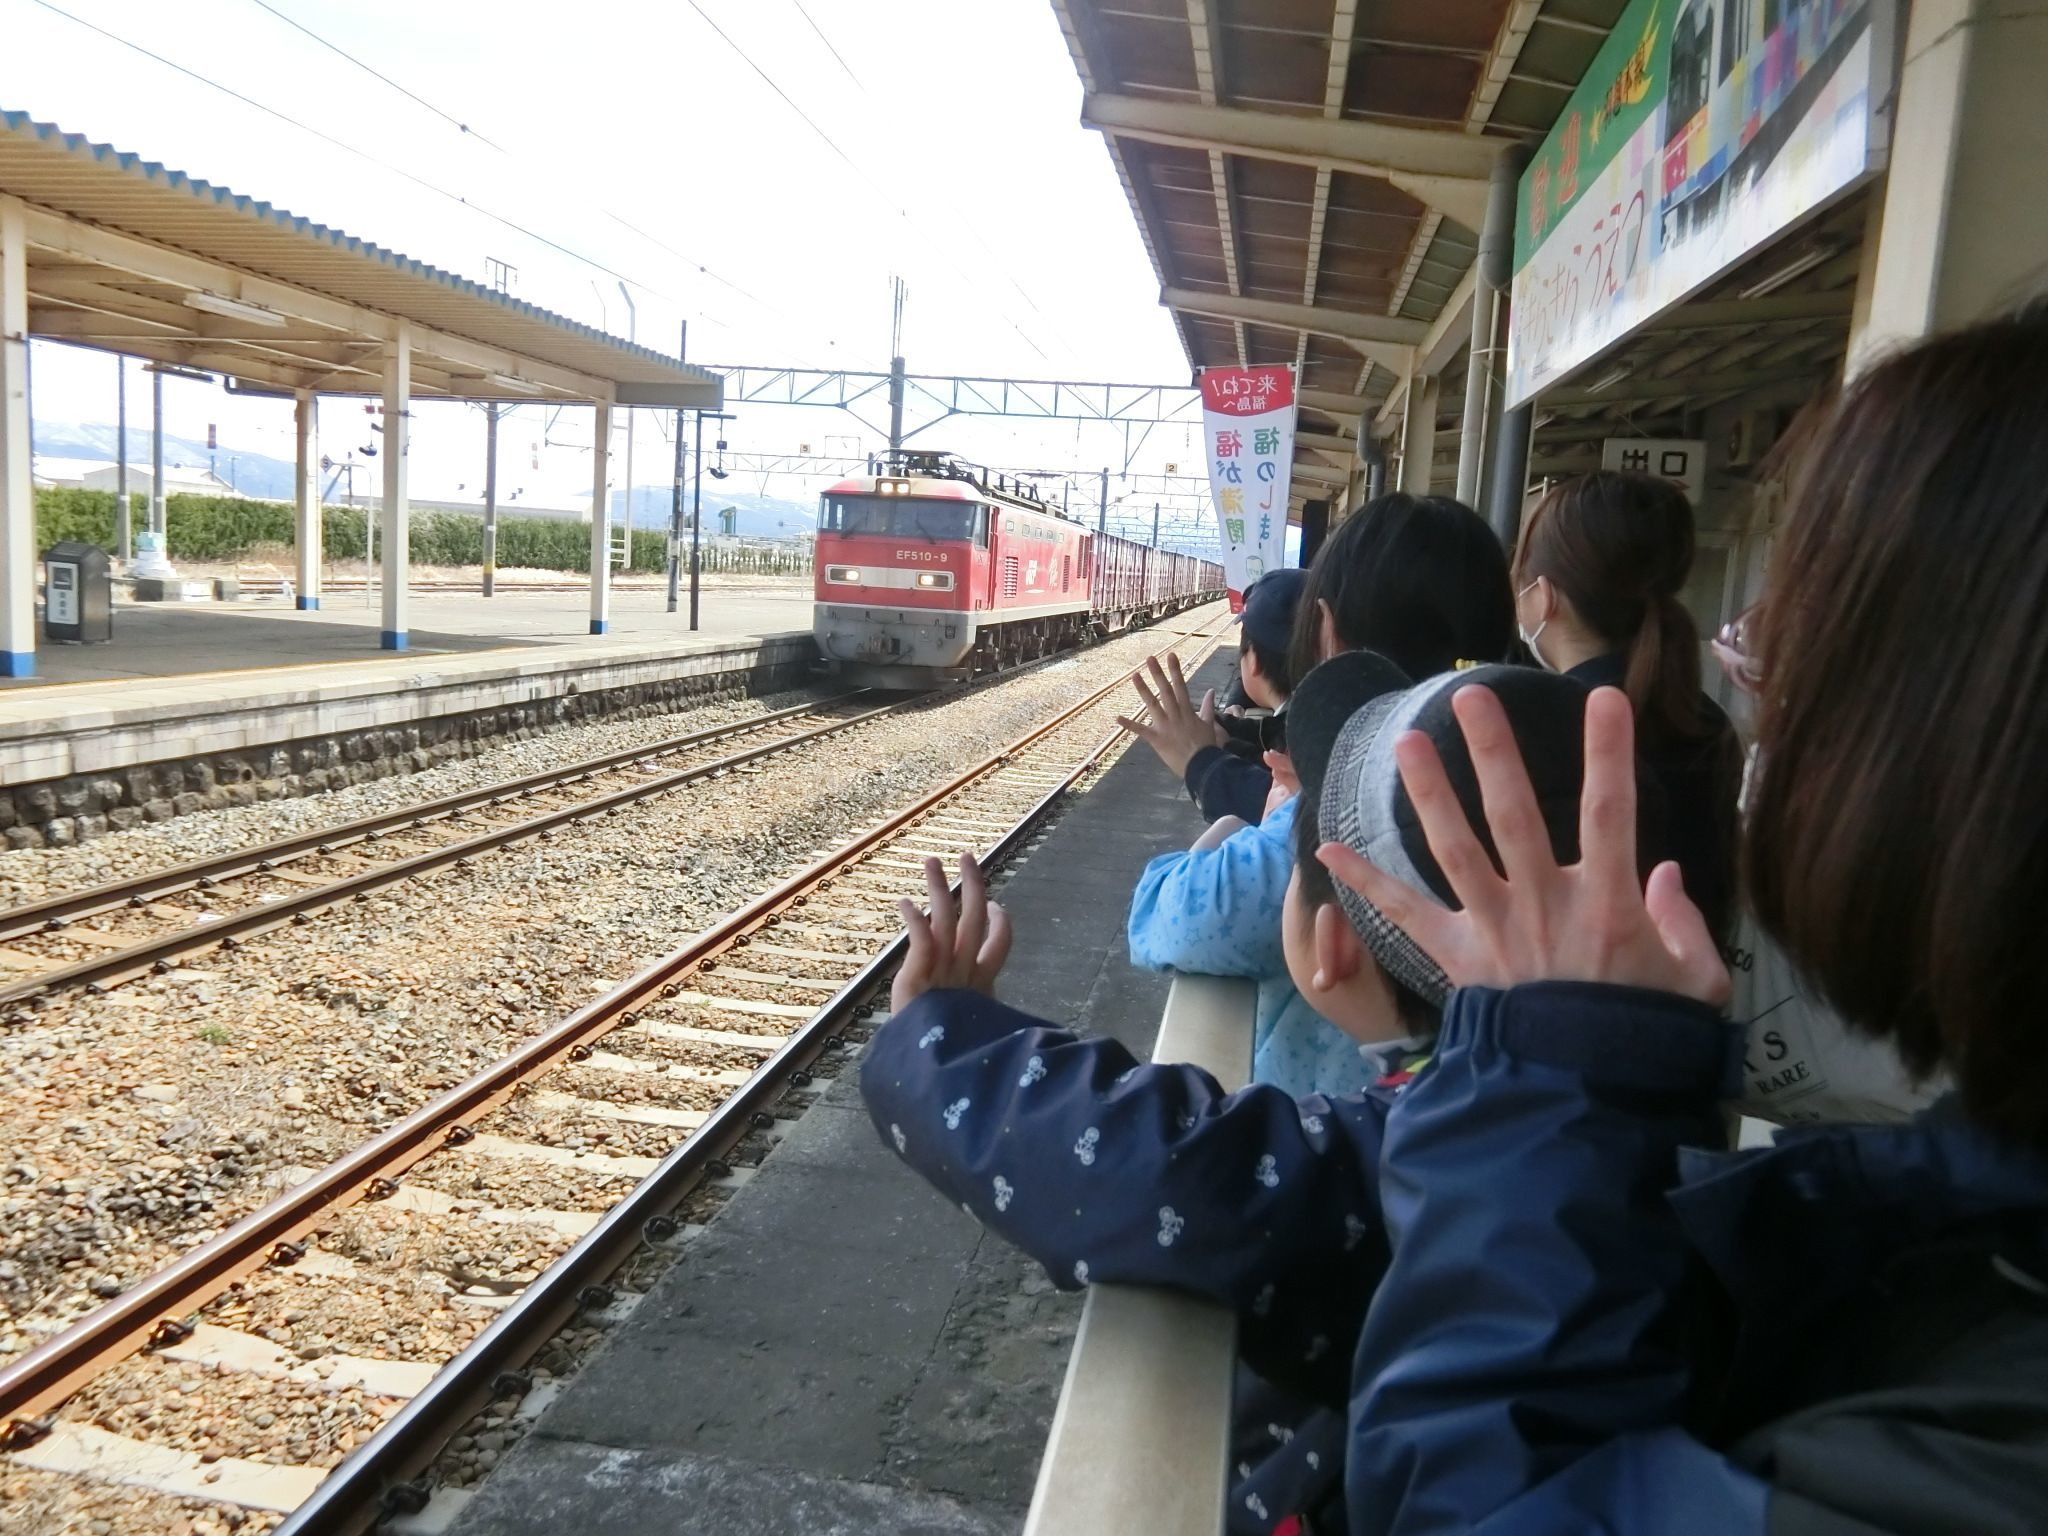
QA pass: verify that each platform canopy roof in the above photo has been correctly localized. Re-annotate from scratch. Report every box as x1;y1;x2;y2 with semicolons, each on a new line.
1051;0;1861;496
0;111;723;410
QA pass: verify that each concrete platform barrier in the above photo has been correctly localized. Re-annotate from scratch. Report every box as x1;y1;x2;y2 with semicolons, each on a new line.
0;632;816;847
1025;973;1254;1536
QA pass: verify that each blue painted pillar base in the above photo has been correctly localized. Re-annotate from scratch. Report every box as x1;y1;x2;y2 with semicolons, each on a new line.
296;595;320;611
589;619;610;635
0;651;33;679
380;630;408;651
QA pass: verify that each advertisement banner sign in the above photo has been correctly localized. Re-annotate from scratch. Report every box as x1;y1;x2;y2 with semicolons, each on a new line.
1198;365;1295;609
1507;0;1890;407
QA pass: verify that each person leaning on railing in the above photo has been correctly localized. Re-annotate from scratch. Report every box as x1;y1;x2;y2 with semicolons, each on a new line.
860;659;1674;1536
1316;304;2048;1533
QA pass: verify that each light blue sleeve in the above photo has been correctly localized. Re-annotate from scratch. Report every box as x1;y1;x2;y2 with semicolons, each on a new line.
1126;797;1294;980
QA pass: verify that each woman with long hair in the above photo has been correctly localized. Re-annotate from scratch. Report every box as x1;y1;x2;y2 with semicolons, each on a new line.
1513;469;1742;938
1321;305;2048;1531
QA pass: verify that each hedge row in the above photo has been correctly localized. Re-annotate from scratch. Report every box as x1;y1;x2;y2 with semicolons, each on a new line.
32;488;811;576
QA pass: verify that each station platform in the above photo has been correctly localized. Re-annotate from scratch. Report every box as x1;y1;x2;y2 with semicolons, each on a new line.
0;595;818;846
3;580;815;689
439;666;1222;1536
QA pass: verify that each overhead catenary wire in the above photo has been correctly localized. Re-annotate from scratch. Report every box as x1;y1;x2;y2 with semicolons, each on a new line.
232;0;800;337
28;0;679;307
680;0;1058;365
787;0;1081;360
243;0;506;151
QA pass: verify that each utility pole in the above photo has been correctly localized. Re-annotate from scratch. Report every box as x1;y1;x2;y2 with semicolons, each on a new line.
482;402;499;597
1097;468;1108;533
114;357;130;561
617;281;637;577
668;322;688;615
689;412;705;631
1151;501;1161;548
150;367;165;536
886;276;907;455
689;411;736;631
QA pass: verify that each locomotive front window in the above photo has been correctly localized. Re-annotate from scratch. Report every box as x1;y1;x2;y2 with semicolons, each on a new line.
823;496;986;545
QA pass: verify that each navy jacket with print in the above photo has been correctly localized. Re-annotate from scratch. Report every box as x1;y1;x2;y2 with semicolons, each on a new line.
860;982;2048;1534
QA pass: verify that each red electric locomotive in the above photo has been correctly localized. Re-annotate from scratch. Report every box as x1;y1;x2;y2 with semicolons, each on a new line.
813;452;1223;687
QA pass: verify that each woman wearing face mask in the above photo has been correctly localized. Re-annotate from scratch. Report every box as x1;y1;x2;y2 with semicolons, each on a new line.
1317;304;2048;1533
1513;470;1741;939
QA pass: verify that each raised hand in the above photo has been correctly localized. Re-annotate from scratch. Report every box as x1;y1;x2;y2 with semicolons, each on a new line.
1117;654;1228;778
1317;685;1728;1007
892;853;1014;1013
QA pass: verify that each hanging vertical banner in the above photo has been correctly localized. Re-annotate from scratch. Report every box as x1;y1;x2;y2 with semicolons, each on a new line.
1198;365;1295;609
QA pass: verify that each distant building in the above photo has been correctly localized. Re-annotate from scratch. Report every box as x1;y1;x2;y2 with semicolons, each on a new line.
33;456;241;498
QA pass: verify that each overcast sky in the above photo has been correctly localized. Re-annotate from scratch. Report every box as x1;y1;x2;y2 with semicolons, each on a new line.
4;0;1226;543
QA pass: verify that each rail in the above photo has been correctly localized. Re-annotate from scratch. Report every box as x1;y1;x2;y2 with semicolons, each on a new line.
1023;973;1255;1536
0;612;1232;1531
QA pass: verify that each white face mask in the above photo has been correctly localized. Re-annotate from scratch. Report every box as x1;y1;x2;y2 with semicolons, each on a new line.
1516;579;1553;671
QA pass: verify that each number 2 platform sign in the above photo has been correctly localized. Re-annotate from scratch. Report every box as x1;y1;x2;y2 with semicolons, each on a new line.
1198;365;1295;610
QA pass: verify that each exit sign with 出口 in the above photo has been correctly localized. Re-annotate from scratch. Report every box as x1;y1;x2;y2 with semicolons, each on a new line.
1601;438;1706;502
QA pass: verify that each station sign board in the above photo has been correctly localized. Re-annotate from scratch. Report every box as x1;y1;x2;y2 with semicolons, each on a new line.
1197;365;1294;609
1601;436;1707;500
1507;0;1894;408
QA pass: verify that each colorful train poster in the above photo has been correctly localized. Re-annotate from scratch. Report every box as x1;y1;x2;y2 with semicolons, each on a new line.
1507;0;1892;407
1198;365;1295;610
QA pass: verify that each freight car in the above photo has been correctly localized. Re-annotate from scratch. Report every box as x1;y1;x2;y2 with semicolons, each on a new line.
813;451;1224;687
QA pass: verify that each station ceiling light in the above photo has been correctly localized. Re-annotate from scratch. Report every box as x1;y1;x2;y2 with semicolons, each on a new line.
182;291;288;328
488;372;544;395
1737;244;1838;300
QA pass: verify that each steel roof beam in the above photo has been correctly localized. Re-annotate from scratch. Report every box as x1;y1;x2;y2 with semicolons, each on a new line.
1160;286;1423;362
21;207;622;404
1298;387;1373;418
1083;93;1498;227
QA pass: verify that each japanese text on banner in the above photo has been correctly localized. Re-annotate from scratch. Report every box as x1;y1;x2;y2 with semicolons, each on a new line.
1198;366;1295;609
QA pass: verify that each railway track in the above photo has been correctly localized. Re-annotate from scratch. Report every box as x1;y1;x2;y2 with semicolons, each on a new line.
0;613;1228;1534
0;693;899;1015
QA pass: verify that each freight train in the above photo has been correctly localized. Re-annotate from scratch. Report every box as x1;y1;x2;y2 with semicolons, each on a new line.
812;452;1224;687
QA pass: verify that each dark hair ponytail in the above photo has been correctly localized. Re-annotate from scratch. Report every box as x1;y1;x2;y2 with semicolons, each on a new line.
1517;471;1711;741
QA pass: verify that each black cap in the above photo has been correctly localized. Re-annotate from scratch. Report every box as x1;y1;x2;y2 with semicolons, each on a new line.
1285;651;1412;814
1316;666;1673;1006
1238;568;1308;655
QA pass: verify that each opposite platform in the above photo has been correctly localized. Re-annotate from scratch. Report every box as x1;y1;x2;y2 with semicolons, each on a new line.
439;659;1228;1536
0;623;816;848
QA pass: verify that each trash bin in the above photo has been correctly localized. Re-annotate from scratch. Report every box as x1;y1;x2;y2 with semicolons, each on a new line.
44;541;113;644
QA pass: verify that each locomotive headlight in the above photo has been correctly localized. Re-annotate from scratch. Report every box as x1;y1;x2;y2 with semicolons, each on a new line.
826;565;862;584
914;571;954;590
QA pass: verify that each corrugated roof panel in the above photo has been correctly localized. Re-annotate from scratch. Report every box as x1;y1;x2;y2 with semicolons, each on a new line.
0;111;716;396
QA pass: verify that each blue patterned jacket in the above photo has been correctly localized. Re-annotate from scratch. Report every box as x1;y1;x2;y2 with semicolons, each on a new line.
860;981;2048;1535
1126;797;1378;1098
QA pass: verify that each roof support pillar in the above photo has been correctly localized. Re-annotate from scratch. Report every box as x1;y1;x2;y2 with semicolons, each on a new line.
1851;0;2048;373
1398;374;1439;495
293;390;321;610
589;402;612;635
380;325;411;651
1458;146;1526;511
0;195;33;677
